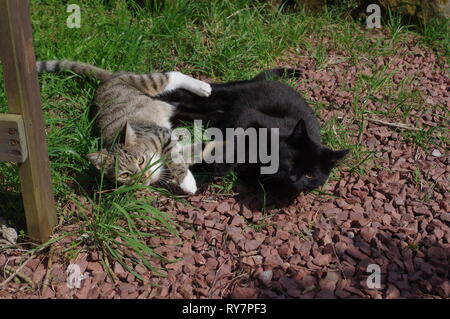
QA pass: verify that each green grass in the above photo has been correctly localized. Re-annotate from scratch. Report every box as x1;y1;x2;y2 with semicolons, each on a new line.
73;181;179;280
210;171;238;194
421;16;450;59
385;9;411;43
0;0;448;277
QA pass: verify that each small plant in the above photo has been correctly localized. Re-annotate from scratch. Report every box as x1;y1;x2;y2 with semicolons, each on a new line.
211;171;238;194
314;44;328;69
18;230;26;241
411;167;422;186
258;180;267;215
408;242;420;252
385;9;410;43
246;212;276;232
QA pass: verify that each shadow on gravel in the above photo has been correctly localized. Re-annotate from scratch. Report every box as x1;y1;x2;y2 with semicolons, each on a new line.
239;229;449;299
231;181;305;210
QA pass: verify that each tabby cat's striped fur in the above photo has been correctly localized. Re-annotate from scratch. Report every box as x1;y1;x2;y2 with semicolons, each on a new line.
37;60;212;194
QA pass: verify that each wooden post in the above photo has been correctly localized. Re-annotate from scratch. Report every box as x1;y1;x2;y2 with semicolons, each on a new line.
0;0;57;242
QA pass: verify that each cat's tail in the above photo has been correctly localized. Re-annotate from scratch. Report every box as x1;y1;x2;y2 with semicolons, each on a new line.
252;68;301;81
36;60;113;82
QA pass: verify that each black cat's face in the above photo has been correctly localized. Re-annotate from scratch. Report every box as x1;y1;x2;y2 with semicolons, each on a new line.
270;142;349;197
242;119;349;198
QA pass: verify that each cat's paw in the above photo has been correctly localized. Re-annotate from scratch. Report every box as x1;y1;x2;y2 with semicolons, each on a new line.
186;79;212;97
180;171;197;194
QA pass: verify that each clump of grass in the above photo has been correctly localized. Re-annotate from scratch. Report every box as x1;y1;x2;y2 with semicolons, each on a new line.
73;179;179;280
421;16;449;60
211;171;238;194
66;141;181;279
385;9;411;43
314;44;328;69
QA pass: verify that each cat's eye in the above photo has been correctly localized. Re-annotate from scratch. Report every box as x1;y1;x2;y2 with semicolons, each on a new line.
138;157;146;166
305;174;314;179
119;172;131;179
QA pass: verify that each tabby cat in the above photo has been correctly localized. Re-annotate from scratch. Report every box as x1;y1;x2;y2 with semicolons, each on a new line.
37;60;212;194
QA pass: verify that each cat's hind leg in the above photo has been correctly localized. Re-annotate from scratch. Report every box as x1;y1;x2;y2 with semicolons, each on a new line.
118;72;211;98
164;72;211;97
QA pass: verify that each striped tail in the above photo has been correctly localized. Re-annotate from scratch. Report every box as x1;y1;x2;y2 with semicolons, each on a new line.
36;60;113;82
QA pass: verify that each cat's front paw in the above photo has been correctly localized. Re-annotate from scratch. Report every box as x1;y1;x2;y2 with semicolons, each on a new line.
180;170;197;194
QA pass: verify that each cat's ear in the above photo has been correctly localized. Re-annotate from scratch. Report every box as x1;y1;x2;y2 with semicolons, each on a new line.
123;122;137;147
86;150;112;170
288;119;309;144
320;148;350;169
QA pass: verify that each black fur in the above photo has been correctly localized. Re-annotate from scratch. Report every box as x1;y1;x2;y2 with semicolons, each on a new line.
159;69;349;198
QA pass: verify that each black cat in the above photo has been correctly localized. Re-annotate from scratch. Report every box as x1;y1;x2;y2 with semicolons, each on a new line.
159;69;349;198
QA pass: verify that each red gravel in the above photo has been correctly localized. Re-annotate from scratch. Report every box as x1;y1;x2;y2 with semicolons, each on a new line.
0;32;448;299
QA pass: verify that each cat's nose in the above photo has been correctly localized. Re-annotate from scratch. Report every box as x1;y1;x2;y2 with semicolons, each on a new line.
289;175;297;182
